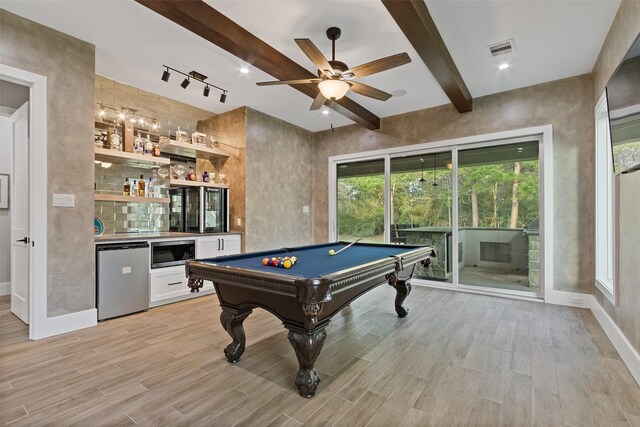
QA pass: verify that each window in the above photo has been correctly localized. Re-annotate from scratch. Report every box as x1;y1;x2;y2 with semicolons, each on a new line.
594;91;616;302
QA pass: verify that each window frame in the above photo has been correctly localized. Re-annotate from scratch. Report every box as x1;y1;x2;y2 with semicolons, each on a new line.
594;91;617;305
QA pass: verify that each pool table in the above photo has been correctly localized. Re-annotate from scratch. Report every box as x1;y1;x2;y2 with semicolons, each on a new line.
185;241;435;397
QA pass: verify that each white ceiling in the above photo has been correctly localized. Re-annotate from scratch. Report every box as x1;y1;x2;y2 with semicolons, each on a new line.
1;0;620;132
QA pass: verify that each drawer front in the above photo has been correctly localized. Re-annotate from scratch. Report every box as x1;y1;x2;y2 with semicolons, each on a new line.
219;235;241;256
150;268;191;302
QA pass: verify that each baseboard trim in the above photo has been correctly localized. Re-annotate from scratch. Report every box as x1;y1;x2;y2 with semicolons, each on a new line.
544;289;591;308
0;282;9;296
32;308;97;340
590;295;640;386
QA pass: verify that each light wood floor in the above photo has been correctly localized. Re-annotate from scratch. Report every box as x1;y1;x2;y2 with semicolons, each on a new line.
1;287;640;426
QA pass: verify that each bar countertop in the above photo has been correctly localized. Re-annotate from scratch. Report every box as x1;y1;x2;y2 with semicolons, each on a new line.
95;231;242;243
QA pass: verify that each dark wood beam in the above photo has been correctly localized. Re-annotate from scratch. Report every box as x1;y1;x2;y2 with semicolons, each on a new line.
382;0;472;113
136;0;381;130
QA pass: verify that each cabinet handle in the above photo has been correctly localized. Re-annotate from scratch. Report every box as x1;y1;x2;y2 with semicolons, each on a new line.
217;239;221;251
168;281;183;286
222;239;224;251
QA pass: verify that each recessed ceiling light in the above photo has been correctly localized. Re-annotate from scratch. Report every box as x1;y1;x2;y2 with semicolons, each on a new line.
240;67;249;74
322;110;329;115
499;63;509;70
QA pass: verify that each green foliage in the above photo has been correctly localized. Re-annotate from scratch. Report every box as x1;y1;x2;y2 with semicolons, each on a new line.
337;161;540;238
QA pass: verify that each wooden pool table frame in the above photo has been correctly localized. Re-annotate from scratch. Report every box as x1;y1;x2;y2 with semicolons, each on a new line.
185;242;435;397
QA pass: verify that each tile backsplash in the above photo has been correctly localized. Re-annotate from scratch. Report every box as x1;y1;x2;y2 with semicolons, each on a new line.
95;163;169;234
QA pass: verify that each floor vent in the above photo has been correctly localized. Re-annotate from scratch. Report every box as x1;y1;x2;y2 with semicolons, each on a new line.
487;39;514;57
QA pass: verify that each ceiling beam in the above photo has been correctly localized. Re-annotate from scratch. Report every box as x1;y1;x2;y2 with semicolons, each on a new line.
135;0;381;130
382;0;472;113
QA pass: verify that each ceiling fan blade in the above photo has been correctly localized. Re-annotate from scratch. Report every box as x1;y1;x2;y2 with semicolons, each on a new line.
349;81;392;101
310;92;326;110
295;38;334;76
348;52;411;78
257;78;322;86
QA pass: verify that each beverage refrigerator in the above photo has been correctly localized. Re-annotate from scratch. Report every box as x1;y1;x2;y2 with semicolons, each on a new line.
169;187;229;233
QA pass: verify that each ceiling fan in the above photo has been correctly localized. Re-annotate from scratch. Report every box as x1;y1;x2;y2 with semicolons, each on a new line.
256;27;411;110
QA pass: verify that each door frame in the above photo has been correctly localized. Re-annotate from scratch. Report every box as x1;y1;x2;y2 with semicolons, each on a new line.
1;64;47;340
328;125;554;301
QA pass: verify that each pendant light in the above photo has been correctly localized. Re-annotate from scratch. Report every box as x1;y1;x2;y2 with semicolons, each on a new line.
419;158;426;183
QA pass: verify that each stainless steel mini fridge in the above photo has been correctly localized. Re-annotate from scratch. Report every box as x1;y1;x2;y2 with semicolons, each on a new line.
169;187;229;233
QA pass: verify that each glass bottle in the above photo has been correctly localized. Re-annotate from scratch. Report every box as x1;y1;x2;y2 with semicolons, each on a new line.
123;178;130;196
152;140;161;157
138;174;145;197
187;167;197;181
134;132;144;155
145;135;153;155
110;126;121;151
202;171;209;183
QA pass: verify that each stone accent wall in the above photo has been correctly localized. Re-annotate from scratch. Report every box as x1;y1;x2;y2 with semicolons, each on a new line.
95;75;213;137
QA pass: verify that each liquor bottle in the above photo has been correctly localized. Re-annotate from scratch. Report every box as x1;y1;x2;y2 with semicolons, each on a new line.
202;171;209;183
138;174;145;197
131;178;137;196
110;126;121;151
123;178;130;196
134;132;144;155
147;177;154;198
145;135;153;155
152;141;161;157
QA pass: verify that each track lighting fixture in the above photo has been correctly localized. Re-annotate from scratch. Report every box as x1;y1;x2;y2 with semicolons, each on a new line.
161;67;170;82
161;65;228;103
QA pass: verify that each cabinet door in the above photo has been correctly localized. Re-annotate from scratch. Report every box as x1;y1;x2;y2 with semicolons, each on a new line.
150;267;190;303
196;237;222;259
219;235;241;256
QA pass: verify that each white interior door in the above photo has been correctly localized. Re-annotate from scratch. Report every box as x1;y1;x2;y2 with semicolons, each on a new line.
11;101;29;324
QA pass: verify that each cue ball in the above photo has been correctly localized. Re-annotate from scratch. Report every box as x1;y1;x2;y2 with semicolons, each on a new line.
329;249;335;256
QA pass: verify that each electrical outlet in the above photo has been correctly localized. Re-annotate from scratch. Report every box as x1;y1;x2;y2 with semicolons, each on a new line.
52;193;75;207
303;206;310;213
236;217;242;226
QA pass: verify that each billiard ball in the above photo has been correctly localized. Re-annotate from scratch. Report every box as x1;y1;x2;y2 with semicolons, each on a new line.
283;259;292;268
262;257;269;266
329;249;335;256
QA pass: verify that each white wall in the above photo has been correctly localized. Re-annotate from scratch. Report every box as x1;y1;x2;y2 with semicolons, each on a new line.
0;115;12;293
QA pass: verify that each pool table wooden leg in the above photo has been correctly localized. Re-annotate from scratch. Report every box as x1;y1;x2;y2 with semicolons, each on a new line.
287;327;327;398
386;273;411;318
220;307;253;363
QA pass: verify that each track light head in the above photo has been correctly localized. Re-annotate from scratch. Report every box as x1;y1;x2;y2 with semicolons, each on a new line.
181;78;190;89
220;92;227;103
203;85;210;97
161;68;170;82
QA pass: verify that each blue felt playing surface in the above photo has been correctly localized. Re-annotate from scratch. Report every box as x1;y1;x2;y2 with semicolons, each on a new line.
198;242;413;278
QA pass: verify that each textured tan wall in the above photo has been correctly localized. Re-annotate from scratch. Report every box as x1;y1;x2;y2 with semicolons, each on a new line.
95;75;214;136
592;0;640;100
0;10;95;316
591;0;640;354
313;74;595;294
245;108;314;252
198;108;247;240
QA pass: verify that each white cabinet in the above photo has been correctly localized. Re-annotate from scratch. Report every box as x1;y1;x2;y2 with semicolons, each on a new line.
196;234;241;258
149;265;213;307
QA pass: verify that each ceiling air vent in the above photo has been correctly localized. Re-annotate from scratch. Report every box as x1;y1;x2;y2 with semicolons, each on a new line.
487;39;514;57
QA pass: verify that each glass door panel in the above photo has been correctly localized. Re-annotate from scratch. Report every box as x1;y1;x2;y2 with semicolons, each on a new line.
336;159;385;243
390;152;453;283
457;141;540;293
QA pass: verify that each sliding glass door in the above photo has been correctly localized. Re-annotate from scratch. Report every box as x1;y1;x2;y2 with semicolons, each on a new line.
390;151;453;283
336;158;385;243
457;142;540;294
331;132;545;298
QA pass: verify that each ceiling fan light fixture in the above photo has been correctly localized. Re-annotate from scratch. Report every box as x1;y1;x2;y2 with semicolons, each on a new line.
318;79;349;100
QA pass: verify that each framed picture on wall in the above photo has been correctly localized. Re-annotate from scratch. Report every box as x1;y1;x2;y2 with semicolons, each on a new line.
0;174;8;209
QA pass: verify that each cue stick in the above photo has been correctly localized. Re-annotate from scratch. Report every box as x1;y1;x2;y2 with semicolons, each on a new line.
333;238;363;256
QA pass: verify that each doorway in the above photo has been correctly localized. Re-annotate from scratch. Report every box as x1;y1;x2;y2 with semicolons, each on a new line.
0;79;30;331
